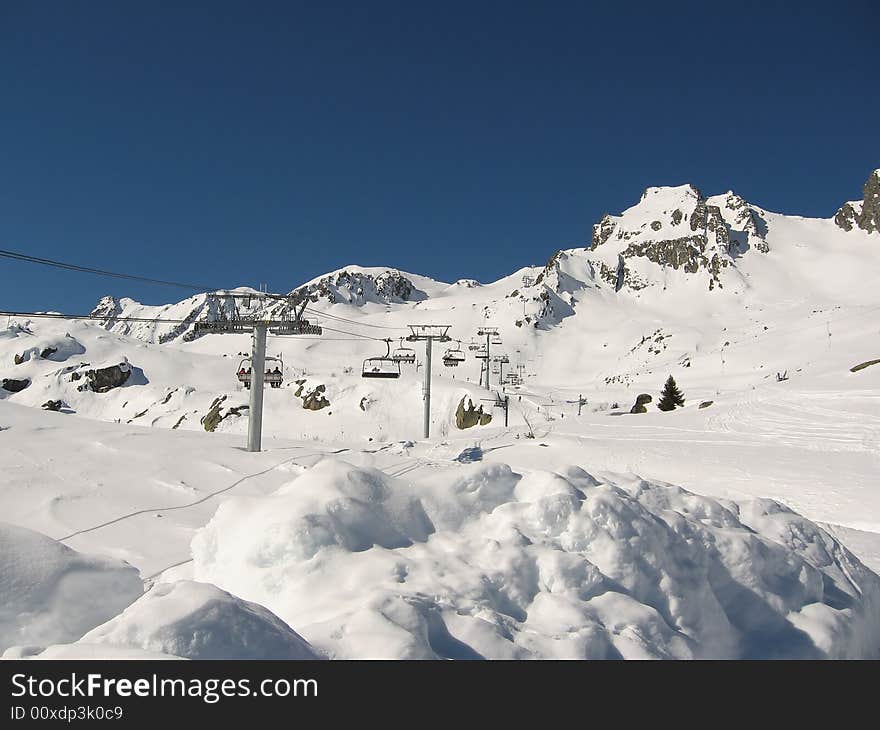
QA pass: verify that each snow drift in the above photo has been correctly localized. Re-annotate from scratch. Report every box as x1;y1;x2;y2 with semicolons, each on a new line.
192;459;880;659
78;580;323;660
0;522;142;652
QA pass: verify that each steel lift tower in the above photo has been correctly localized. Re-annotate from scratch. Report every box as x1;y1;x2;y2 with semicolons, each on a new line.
406;324;451;439
475;327;500;390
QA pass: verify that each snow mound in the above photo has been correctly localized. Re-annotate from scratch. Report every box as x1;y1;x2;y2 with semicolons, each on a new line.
2;643;180;660
194;459;434;565
192;460;880;659
78;580;322;660
0;523;143;652
8;332;86;364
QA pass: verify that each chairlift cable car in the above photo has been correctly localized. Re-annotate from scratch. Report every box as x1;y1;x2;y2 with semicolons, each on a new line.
362;339;401;379
236;353;284;389
442;341;466;367
392;338;416;364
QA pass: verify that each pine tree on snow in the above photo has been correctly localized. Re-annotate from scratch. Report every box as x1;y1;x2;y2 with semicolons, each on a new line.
657;375;685;411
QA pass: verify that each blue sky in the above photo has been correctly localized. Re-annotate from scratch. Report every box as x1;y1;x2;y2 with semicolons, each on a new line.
1;1;877;312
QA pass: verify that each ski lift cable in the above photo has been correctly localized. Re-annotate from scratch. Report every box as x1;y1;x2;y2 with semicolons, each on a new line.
0;249;219;291
0;247;413;336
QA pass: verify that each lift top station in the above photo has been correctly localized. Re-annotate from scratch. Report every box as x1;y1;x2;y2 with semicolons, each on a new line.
194;291;322;452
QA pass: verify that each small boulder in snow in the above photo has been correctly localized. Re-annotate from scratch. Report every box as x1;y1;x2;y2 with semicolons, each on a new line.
630;393;652;413
1;378;30;393
81;361;131;393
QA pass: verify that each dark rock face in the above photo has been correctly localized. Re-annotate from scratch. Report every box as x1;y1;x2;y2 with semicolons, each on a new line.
850;359;880;373
835;170;880;234
40;347;57;359
455;396;491;429
835;202;858;232
78;363;131;393
301;384;330;411
201;395;249;432
42;400;64;411
589;186;767;291
292;270;426;306
1;378;30;393
591;215;616;248
630;394;652;414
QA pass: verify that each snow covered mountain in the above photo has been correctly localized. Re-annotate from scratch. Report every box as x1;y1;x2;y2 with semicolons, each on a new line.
3;170;880;660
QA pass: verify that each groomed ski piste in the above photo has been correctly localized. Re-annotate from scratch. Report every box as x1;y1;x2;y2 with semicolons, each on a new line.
2;173;880;659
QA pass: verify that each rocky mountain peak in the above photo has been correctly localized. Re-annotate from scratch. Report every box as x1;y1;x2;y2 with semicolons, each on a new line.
291;267;426;306
588;183;768;291
835;169;880;234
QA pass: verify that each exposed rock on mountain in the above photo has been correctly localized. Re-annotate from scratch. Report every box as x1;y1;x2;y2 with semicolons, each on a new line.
588;184;769;291
2;378;30;393
293;268;426;306
201;395;248;432
456;396;491;428
835;169;880;234
73;361;132;393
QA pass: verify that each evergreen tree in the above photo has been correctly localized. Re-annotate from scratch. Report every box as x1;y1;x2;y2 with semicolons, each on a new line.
657;375;685;411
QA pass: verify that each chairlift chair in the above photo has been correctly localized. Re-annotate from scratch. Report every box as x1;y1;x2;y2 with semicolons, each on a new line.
236;355;284;389
362;340;401;379
443;342;465;368
392;339;417;364
442;343;465;367
264;355;284;388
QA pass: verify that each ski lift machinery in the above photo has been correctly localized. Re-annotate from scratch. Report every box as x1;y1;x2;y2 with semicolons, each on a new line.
362;339;401;379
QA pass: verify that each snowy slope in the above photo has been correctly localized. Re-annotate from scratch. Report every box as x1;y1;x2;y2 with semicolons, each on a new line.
1;169;879;659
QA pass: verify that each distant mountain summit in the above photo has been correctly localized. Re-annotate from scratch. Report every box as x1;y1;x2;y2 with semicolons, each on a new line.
587;183;769;291
90;168;880;342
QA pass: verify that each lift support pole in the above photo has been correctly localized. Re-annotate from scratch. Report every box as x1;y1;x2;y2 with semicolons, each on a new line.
247;323;267;453
423;337;433;439
406;324;451;440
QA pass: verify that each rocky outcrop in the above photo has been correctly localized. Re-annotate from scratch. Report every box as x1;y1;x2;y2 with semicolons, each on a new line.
698;400;714;409
292;269;426;306
455;396;492;429
850;358;880;373
835;170;880;234
589;184;769;291
42;400;64;411
301;384;330;411
1;378;30;393
75;362;131;393
630;394;652;414
201;395;249;432
292;380;331;411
